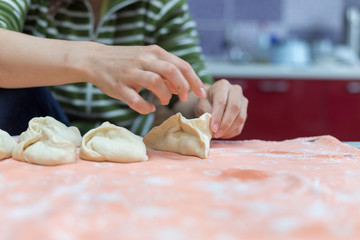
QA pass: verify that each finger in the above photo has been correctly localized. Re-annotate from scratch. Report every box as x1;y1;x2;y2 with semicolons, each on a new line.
221;114;246;139
210;85;228;135
149;45;206;98
194;98;212;117
142;59;190;102
164;79;178;95
176;59;207;99
134;70;172;105
214;85;243;138
220;96;248;139
118;86;156;114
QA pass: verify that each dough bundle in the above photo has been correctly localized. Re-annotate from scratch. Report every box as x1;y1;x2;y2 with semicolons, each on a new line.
0;129;17;160
143;112;212;158
80;122;148;163
18;116;81;146
12;116;82;166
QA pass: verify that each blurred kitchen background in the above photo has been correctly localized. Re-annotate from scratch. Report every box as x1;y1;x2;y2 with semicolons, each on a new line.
189;0;360;64
187;0;360;141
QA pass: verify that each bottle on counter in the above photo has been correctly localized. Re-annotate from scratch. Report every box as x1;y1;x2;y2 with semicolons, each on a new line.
256;22;271;63
345;7;360;56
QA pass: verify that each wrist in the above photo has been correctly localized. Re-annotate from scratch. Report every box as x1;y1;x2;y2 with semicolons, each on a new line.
68;41;103;85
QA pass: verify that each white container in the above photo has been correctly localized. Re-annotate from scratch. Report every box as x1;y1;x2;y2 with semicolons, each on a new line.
269;39;311;66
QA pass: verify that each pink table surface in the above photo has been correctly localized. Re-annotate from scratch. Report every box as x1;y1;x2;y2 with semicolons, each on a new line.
1;135;360;240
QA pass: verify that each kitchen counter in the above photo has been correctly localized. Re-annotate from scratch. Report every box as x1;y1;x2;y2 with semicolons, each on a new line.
205;59;360;80
345;141;360;148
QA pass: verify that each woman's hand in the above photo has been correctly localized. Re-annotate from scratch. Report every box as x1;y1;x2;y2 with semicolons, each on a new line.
0;29;206;115
85;44;207;114
194;79;248;139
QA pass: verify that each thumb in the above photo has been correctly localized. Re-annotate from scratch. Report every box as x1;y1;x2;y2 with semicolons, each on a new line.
195;98;217;135
194;98;212;117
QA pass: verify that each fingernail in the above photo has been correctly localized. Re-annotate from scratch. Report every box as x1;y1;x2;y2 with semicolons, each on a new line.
151;105;156;112
200;87;207;98
212;123;219;133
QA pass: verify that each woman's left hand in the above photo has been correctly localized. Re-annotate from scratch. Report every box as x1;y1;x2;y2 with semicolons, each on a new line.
194;79;248;139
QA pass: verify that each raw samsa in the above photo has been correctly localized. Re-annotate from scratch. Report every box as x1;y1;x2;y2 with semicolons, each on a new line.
19;116;81;146
0;129;17;160
12;116;82;165
80;122;148;163
143;113;212;158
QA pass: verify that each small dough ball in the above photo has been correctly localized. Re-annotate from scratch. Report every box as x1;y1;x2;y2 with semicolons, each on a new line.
143;112;212;158
13;127;76;165
0;129;17;160
80;122;148;163
19;116;82;147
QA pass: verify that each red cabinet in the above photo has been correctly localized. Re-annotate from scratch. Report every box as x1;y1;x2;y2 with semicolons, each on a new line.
215;78;360;141
327;81;360;140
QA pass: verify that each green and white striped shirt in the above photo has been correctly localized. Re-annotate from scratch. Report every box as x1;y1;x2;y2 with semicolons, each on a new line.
0;0;213;135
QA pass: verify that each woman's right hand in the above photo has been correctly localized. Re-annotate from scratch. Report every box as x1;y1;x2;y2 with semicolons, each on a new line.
84;44;207;114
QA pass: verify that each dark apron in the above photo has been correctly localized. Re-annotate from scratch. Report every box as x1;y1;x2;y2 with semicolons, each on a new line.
0;87;69;135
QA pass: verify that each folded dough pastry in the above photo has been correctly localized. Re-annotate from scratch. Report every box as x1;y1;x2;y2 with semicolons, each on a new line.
143;112;212;158
13;127;77;165
19;116;82;147
0;129;17;160
80;122;148;163
12;116;82;165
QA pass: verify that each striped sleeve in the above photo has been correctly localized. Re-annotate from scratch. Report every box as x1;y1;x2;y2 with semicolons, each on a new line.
154;0;213;85
0;0;29;31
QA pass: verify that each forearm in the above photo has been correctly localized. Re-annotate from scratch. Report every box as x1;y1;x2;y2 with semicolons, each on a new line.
0;28;207;115
0;28;93;88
